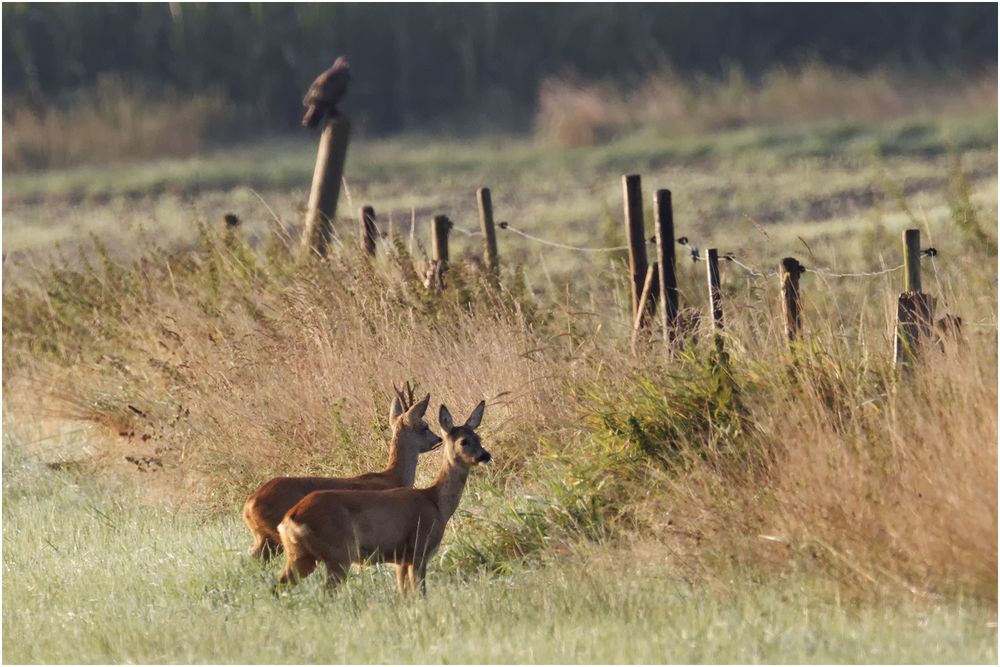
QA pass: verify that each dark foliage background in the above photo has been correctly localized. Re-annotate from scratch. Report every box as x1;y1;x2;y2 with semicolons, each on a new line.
3;3;997;134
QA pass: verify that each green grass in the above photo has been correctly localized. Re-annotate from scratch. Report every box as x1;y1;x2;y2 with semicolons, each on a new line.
3;431;996;664
3;103;997;664
3;111;996;301
3;112;996;205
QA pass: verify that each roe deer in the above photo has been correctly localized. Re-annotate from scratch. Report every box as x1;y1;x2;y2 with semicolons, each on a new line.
242;382;441;560
276;400;490;595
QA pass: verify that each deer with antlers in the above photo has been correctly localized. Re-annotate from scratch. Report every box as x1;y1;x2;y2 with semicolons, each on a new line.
276;400;491;595
242;382;441;559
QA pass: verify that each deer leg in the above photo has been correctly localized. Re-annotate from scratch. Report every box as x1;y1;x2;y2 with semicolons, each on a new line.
395;564;409;594
249;532;268;558
277;556;316;587
251;534;283;561
264;537;283;560
322;557;351;591
409;560;427;596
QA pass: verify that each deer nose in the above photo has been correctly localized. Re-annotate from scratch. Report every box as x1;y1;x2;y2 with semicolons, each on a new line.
477;451;492;464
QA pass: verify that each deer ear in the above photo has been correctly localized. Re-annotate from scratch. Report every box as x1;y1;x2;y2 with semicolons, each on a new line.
438;404;454;432
405;393;431;425
389;394;404;425
465;400;486;430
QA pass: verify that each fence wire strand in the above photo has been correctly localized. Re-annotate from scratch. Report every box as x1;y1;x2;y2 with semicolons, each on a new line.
724;256;778;279
804;264;905;278
498;223;631;253
416;224;938;284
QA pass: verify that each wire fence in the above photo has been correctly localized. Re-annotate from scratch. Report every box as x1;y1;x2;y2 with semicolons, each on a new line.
449;221;930;283
298;190;1000;358
495;222;633;253
450;221;638;253
363;209;965;307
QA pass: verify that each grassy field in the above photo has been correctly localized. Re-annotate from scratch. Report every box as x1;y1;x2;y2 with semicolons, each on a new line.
4;431;996;664
4;112;997;293
3;104;998;663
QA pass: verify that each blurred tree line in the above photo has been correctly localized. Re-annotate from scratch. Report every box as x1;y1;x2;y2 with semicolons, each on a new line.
3;3;996;134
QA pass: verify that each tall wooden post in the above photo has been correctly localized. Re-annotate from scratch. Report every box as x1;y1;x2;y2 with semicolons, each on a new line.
622;174;652;327
654;189;679;347
431;214;451;267
779;257;803;344
895;228;934;368
303;115;351;257
706;248;724;330
902;228;921;293
894;293;935;368
424;214;453;292
359;205;377;258
477;187;500;280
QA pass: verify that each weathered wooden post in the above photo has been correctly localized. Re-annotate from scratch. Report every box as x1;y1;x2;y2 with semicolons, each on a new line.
409;208;417;255
303;115;351;257
623;174;653;327
779;257;804;344
359;205;377;258
631;263;660;354
423;214;452;291
894;228;935;369
477;187;500;280
654;189;679;348
706;248;724;330
902;228;922;293
431;214;451;267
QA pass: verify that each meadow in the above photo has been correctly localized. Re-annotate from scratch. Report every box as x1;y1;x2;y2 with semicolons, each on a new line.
3;81;998;662
3;432;996;663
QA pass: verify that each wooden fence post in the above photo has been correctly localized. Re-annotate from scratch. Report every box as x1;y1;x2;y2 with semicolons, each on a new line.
903;228;922;293
631;263;659;354
894;293;935;368
779;257;804;344
622;174;653;327
706;248;724;330
432;214;451;267
423;214;452;291
477;187;500;280
894;228;935;368
359;206;377;258
654;189;679;348
303;115;351;257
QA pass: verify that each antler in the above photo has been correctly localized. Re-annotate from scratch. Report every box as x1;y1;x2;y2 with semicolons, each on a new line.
404;380;416;409
392;381;418;411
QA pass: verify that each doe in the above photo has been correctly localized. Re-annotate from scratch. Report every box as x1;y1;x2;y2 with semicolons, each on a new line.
276;400;490;595
242;382;441;559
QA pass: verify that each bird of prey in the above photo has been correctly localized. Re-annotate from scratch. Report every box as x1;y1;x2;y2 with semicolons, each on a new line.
301;56;351;128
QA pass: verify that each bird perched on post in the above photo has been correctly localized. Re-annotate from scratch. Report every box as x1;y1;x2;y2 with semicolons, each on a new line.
301;56;351;128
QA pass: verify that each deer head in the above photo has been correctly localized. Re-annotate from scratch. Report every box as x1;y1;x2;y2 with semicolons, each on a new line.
389;381;442;453
438;400;490;466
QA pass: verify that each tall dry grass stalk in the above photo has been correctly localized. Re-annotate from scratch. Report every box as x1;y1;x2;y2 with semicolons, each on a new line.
3;219;996;597
537;63;998;146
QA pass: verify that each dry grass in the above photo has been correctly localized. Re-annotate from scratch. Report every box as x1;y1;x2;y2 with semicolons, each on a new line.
537;62;999;146
535;78;630;148
2;75;228;171
3;200;996;599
